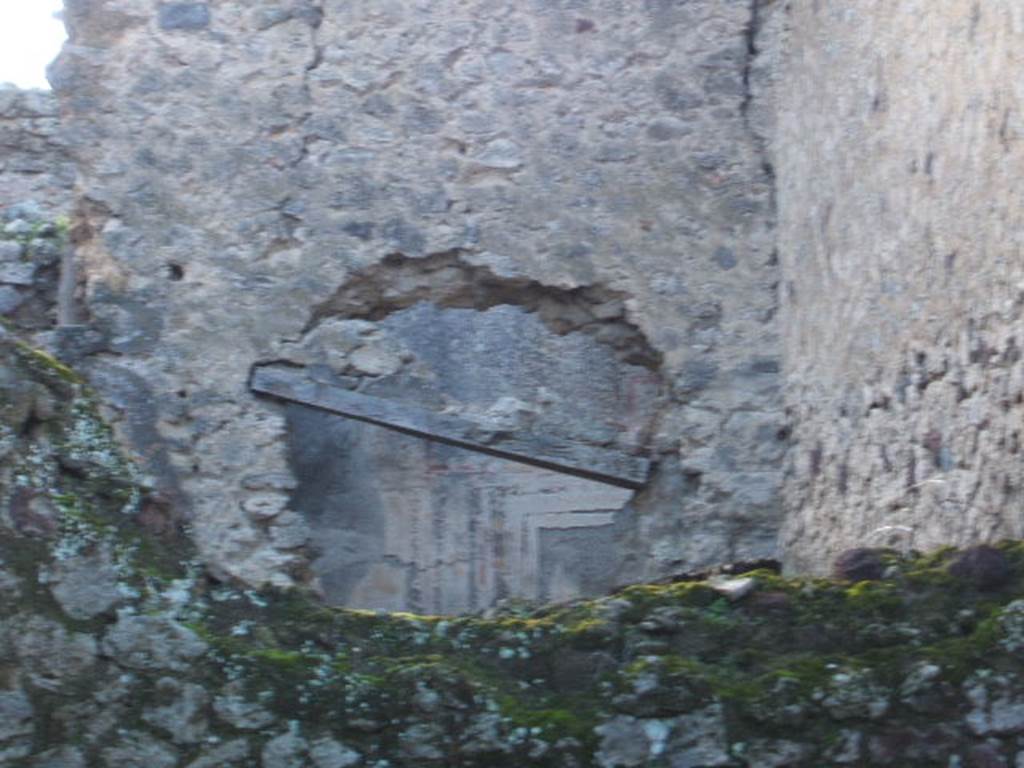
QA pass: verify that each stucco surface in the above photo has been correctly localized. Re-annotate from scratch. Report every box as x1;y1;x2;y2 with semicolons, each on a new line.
776;1;1024;572
49;0;783;602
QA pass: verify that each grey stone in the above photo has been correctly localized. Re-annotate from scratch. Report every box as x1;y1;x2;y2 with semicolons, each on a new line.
348;345;404;377
142;677;211;744
596;706;731;768
379;218;426;254
825;729;864;765
399;723;446;761
30;746;87;768
242;472;298;492
0;94;74;210
822;669;891;721
50;325;110;363
663;705;732;767
3;219;32;237
185;739;252;768
461;712;513;756
213;682;277;730
654;73;704;114
48;547;123;620
473;139;524;169
102;613;207;671
3;201;44;222
899;661;949;714
28;236;60;261
254;8;293;31
0;240;24;261
0;689;33;743
999;600;1024;653
0;286;25;314
158;3;211;31
712;246;737;270
15;616;98;687
101;731;178;768
675;360;719;397
0;261;37;285
595;716;657;767
742;739;815;767
242;492;289;521
262;731;309;768
646;117;692;141
965;671;1024;736
0;562;21;598
342;221;375;241
310;738;362;768
269;511;312;550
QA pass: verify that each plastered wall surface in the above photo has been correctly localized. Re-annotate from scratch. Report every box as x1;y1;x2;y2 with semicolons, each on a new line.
50;0;783;607
286;302;653;612
0;87;74;214
776;1;1024;572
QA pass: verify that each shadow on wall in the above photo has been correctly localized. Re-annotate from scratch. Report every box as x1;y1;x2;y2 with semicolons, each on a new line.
278;301;663;614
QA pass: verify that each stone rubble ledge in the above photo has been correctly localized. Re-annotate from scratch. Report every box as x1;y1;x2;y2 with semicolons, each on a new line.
4;335;1024;767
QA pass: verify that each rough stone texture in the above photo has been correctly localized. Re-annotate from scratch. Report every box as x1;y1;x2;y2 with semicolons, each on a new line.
44;543;123;619
141;677;211;744
49;0;783;604
949;545;1013;591
776;1;1024;572
0;689;34;760
7;331;1024;766
101;613;208;672
833;548;887;583
0;87;74;215
0;203;67;335
283;302;654;610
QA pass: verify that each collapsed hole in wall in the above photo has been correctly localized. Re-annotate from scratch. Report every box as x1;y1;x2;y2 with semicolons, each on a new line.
274;248;670;466
303;249;664;371
275;247;670;474
251;249;670;611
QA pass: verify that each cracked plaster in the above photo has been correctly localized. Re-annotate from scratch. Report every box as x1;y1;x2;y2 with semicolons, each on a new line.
44;0;784;603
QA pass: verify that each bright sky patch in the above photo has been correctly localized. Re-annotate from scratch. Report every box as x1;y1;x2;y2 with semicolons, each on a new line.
0;0;67;90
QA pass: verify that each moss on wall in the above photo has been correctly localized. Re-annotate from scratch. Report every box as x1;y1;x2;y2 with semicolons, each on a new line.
4;336;1024;766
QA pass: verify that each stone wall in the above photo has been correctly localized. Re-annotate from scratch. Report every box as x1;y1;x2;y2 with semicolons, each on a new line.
8;334;1024;766
776;1;1024;572
0;87;74;215
50;0;785;608
0;204;67;334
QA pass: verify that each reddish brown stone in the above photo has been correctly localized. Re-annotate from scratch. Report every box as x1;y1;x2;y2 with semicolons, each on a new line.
948;546;1012;591
833;548;887;582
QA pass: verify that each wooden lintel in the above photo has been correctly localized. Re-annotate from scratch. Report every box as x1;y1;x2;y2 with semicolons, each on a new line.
250;365;650;490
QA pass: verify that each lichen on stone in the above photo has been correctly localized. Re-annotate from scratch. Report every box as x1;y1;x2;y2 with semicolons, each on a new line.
5;339;1024;765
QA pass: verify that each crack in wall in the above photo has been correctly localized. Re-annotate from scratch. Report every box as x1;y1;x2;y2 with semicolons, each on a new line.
740;0;779;198
740;0;763;125
738;0;781;346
